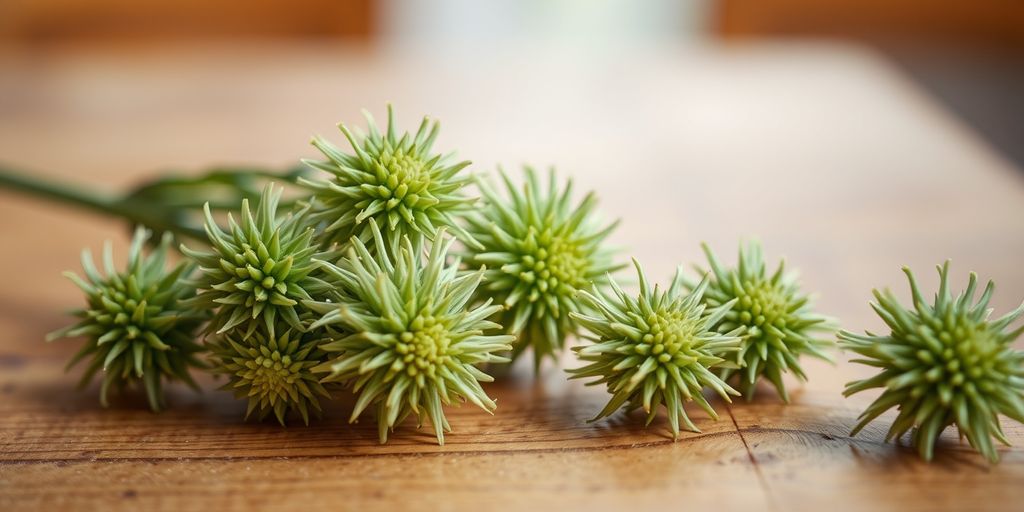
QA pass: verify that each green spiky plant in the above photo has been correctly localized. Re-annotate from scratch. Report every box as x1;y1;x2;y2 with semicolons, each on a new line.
839;261;1024;463
47;227;206;411
689;242;833;401
305;220;514;444
300;105;480;252
181;184;327;339
207;324;331;425
463;166;622;368
568;259;743;438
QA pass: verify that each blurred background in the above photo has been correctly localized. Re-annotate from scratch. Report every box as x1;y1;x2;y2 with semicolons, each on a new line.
1;0;1024;331
2;0;1022;163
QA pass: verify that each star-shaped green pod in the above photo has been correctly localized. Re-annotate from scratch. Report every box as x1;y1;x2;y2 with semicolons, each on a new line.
688;242;833;402
463;166;622;368
568;259;742;438
839;261;1024;463
181;184;326;339
305;220;514;445
208;323;331;425
48;227;206;411
300;105;480;252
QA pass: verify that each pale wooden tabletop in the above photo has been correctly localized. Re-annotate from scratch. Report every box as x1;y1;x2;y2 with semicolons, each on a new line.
1;41;1023;511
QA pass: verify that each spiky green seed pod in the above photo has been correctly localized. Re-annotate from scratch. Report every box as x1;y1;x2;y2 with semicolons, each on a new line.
839;261;1024;463
689;242;833;402
181;184;326;339
306;220;514;445
208;324;331;425
48;227;206;411
463;166;622;368
300;105;480;252
568;259;742;438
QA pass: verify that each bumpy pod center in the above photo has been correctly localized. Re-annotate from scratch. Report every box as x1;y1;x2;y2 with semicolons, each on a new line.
92;282;162;341
368;147;432;212
912;312;1001;400
244;346;301;397
226;242;294;307
513;227;588;302
733;280;789;337
633;309;701;367
393;314;452;382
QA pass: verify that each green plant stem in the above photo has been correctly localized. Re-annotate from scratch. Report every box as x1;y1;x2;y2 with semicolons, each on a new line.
0;166;117;215
0;164;205;241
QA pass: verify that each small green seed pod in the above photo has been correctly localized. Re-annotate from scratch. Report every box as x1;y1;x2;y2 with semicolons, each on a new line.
48;227;206;411
568;259;743;439
840;261;1024;463
300;105;480;252
208;324;330;425
181;184;327;339
689;242;833;401
306;220;514;445
463;166;622;368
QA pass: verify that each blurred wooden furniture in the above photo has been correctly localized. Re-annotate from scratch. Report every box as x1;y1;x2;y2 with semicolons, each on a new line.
716;0;1024;47
0;0;375;43
0;41;1023;511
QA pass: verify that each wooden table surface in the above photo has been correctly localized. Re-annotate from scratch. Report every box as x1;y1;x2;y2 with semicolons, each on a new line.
1;41;1023;511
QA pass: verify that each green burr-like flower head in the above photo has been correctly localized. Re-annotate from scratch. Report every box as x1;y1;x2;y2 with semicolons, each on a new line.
568;259;742;438
48;227;205;411
300;105;480;252
306;220;514;445
690;242;832;401
208;324;331;425
839;261;1024;463
181;184;323;339
463;166;622;368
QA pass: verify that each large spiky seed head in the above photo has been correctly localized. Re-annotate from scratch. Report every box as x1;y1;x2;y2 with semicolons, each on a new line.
181;184;326;339
568;259;743;438
48;227;206;411
691;242;833;401
463;166;622;368
305;219;514;445
208;324;331;425
839;261;1024;463
300;105;480;253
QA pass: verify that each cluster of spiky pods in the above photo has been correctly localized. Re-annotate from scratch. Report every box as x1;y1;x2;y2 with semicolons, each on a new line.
50;106;1024;461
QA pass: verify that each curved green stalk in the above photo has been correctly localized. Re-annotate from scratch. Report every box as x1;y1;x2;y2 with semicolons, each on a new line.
0;163;310;242
0;166;204;239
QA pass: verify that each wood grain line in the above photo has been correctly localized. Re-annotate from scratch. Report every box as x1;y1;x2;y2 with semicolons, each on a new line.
728;404;781;512
0;431;732;464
